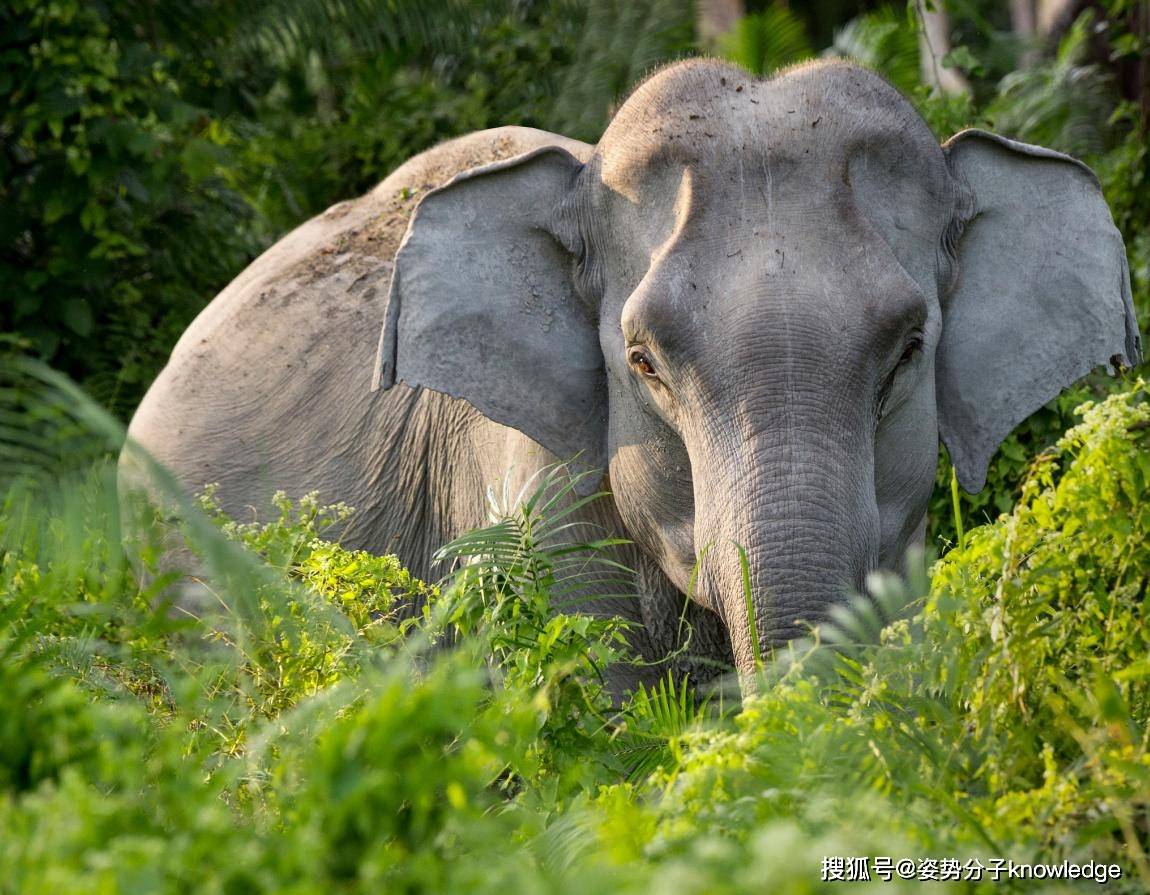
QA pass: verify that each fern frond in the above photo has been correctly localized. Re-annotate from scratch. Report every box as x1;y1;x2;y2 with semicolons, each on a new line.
611;669;722;782
986;11;1119;158
719;5;813;77
825;6;921;94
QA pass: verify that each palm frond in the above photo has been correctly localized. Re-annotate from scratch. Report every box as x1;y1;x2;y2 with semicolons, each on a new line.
825;6;922;95
549;0;697;140
986;11;1119;158
719;4;814;77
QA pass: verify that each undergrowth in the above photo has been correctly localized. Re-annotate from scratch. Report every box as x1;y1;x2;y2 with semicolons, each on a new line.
1;364;1149;892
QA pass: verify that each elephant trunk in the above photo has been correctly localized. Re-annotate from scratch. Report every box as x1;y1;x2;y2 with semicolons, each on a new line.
690;423;880;674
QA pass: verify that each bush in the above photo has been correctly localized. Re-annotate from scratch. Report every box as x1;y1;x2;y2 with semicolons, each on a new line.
0;0;695;418
589;379;1150;887
0;0;260;417
2;368;1149;892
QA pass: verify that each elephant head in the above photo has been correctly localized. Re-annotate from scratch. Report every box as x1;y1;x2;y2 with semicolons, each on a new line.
374;60;1141;673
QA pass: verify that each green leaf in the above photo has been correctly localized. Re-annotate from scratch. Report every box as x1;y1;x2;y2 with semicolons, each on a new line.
62;298;94;337
941;45;983;77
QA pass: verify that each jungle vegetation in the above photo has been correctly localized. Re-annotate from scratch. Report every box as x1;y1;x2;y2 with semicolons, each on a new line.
2;1;1149;891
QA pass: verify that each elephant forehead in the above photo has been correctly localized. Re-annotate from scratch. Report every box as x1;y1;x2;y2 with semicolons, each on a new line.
597;59;945;205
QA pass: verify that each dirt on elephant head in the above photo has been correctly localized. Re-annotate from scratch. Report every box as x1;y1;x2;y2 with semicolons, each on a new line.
292;131;527;290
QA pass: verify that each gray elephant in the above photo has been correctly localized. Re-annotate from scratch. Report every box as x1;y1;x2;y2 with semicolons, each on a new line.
126;59;1141;681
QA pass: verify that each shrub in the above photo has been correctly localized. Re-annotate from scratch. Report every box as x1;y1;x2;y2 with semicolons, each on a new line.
585;379;1150;887
0;1;695;417
0;0;261;417
3;372;1150;892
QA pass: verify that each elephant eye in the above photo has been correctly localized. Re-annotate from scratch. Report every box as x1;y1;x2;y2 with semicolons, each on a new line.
627;346;659;379
897;335;923;368
878;333;924;420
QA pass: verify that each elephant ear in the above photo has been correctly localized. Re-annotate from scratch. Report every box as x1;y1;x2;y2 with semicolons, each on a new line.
937;129;1142;492
373;145;607;489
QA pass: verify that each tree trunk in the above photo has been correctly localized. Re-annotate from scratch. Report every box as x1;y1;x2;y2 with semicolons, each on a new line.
1036;0;1076;36
918;2;971;94
1011;0;1037;35
697;0;744;49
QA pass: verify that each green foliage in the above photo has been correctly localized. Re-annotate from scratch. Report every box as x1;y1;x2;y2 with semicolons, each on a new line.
550;0;696;141
426;468;636;789
719;4;813;77
825;6;921;94
1;0;261;417
986;11;1121;158
921;382;1150;858
612;670;717;783
928;381;1095;548
4;363;1150;891
1;0;695;418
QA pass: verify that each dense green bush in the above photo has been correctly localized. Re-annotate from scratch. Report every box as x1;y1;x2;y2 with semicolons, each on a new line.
1;0;261;416
0;0;694;417
2;367;1149;892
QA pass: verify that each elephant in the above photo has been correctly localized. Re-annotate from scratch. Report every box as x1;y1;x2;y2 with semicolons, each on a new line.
125;58;1141;685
